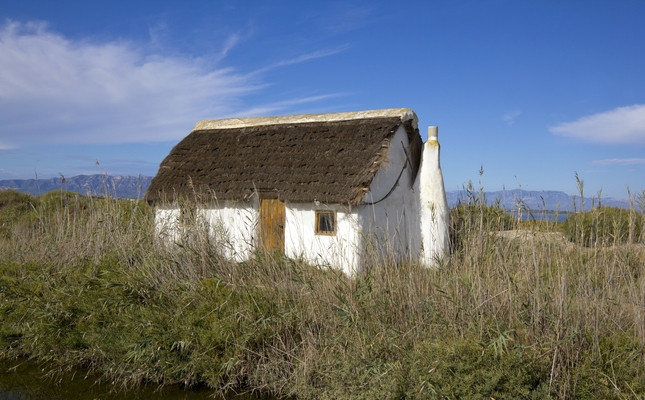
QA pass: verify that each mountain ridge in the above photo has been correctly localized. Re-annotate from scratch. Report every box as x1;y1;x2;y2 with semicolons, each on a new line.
0;175;151;199
0;175;636;210
446;189;633;212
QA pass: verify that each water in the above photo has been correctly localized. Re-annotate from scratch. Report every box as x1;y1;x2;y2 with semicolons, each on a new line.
506;211;570;223
0;359;261;400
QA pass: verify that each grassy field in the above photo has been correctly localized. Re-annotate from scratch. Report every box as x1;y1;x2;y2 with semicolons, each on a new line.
1;189;644;399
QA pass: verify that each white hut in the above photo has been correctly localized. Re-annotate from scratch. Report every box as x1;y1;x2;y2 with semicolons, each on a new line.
145;108;449;274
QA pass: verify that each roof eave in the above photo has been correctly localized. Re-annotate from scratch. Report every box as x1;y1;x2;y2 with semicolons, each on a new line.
193;108;418;131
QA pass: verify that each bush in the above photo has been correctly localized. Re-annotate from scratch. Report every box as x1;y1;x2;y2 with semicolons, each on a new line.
450;204;516;251
0;189;37;218
563;206;644;246
3;187;645;398
413;339;551;399
0;190;39;238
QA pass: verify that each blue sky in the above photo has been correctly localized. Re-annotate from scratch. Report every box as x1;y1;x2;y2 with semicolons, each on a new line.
1;0;644;198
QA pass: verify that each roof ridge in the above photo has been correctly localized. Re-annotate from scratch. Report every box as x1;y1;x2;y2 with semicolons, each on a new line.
193;108;418;131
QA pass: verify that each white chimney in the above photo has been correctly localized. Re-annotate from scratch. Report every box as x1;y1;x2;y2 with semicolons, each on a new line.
416;126;450;266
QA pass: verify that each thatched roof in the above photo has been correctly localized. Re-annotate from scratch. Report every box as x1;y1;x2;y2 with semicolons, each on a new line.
145;109;422;206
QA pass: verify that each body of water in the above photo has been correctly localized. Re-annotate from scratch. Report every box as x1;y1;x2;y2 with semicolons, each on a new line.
506;211;570;223
0;359;262;400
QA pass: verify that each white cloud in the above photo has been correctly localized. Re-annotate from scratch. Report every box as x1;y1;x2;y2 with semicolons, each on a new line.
220;34;241;59
0;168;21;177
550;105;645;144
0;21;304;148
233;94;347;117
591;158;645;166
0;21;259;147
0;141;14;150
321;4;374;33
252;46;350;74
502;110;520;125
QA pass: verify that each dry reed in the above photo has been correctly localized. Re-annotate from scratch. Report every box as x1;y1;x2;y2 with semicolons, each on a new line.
1;188;644;399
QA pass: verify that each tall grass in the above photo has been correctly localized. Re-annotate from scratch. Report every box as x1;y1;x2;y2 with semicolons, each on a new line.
1;188;644;399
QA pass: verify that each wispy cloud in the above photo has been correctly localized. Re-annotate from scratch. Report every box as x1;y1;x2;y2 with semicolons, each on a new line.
219;33;241;59
253;46;350;74
102;158;160;166
213;31;252;64
591;158;645;166
0;21;343;149
0;21;258;147
0;168;21;177
148;22;168;48
550;104;645;144
502;110;520;125
321;4;374;33
233;93;348;117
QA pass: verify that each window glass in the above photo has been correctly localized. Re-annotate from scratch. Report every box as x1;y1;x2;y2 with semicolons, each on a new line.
315;210;336;235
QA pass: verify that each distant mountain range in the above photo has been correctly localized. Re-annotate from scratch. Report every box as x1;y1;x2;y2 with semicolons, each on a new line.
0;175;152;199
446;189;634;212
0;175;637;210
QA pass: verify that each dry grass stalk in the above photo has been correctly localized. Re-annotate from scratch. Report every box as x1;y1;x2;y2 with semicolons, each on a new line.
1;189;644;398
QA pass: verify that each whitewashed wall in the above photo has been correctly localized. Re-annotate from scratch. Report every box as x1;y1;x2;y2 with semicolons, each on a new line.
153;125;449;273
154;199;259;262
357;125;422;266
154;199;361;272
284;203;361;275
200;200;259;261
154;208;183;243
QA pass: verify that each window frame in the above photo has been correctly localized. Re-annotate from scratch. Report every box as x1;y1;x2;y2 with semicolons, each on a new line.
315;210;337;236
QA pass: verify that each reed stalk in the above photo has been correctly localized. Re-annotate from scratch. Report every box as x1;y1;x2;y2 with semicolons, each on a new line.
1;188;644;399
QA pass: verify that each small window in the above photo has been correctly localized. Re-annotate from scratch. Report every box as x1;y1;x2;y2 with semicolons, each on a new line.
315;210;336;235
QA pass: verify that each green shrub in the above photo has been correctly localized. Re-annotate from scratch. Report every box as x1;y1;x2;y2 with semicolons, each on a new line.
563;206;643;246
0;190;39;238
450;204;516;251
0;189;38;221
3;185;645;398
38;190;91;214
413;339;551;399
0;189;35;208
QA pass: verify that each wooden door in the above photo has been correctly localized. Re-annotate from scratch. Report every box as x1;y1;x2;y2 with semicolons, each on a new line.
259;199;285;253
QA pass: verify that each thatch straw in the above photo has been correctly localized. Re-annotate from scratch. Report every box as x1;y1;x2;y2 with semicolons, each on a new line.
145;111;421;206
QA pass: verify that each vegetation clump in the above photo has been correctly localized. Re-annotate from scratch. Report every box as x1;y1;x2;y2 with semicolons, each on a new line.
1;188;645;399
450;203;516;253
563;206;644;246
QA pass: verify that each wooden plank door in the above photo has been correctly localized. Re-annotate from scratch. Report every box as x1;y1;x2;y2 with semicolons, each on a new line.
259;199;285;253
